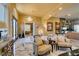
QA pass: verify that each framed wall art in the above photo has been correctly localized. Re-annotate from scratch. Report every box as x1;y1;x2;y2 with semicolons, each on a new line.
47;22;53;31
25;23;33;35
55;22;60;34
55;22;60;30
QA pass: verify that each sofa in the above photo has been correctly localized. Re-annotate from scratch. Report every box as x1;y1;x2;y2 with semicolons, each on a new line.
65;32;79;40
65;32;79;47
56;35;72;51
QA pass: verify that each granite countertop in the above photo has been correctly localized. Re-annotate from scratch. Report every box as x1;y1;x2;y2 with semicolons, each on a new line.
0;39;12;49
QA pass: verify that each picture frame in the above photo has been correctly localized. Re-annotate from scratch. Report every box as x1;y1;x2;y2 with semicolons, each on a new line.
55;22;60;30
25;23;33;35
55;22;60;34
47;22;53;31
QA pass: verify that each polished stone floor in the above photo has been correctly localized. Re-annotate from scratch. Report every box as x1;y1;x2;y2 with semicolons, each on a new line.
14;38;79;56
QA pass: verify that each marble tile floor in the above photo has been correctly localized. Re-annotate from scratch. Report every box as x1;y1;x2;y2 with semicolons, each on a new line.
14;38;79;56
15;43;34;56
48;46;79;56
14;38;34;56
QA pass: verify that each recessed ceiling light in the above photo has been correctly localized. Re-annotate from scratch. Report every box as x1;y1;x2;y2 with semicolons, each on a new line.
59;7;63;11
67;14;71;17
49;14;52;17
27;16;33;22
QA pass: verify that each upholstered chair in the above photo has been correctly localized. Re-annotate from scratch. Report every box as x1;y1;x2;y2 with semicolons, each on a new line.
56;35;72;51
34;37;52;56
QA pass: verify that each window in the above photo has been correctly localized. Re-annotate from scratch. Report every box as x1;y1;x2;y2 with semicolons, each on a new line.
0;4;8;22
0;4;5;22
0;4;8;28
0;4;8;39
74;25;79;32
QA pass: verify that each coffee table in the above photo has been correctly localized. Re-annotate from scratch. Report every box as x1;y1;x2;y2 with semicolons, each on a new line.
59;48;79;56
49;39;57;52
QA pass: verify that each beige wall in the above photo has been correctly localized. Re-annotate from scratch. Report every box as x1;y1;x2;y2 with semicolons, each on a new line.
18;14;24;34
8;4;19;37
41;17;60;35
18;15;41;34
8;4;15;37
7;4;60;36
18;15;60;35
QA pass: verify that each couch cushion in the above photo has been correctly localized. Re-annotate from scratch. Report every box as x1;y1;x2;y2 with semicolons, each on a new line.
35;38;43;46
65;32;79;40
65;38;71;43
57;35;65;42
58;42;71;47
41;36;49;44
38;45;51;55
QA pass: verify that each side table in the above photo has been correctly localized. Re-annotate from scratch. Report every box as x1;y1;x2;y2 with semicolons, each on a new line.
49;40;57;52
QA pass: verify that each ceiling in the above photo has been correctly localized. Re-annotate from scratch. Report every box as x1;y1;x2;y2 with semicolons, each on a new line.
16;3;79;20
